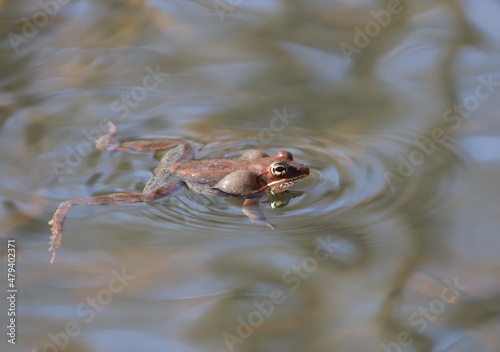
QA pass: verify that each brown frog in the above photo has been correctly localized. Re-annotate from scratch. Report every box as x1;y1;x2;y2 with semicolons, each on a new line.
49;123;310;263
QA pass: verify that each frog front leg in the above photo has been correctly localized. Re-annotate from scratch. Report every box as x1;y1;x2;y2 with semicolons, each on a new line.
49;180;182;263
242;199;275;229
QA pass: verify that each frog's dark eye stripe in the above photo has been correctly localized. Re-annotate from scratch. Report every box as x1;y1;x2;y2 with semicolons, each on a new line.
270;161;288;177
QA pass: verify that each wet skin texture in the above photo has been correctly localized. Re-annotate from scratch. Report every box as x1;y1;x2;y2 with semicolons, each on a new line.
49;123;310;263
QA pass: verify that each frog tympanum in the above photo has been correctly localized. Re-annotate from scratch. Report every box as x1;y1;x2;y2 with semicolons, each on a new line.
49;123;310;263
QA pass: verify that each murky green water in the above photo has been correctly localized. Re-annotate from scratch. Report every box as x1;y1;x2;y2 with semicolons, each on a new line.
1;1;500;351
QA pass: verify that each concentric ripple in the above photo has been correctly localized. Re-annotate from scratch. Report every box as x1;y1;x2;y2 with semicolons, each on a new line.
138;132;402;237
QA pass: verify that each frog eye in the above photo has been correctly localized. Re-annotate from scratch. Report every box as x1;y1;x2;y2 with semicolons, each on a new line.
270;161;288;177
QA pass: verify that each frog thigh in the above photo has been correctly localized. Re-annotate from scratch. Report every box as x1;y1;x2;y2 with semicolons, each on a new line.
159;142;194;168
217;170;264;197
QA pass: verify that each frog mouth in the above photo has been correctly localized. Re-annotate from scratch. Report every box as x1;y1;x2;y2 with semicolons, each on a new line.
267;173;309;191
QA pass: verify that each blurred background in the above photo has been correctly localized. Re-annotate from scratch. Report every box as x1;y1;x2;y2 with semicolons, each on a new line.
1;0;499;351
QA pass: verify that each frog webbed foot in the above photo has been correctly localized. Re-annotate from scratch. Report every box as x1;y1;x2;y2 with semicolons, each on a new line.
96;122;119;150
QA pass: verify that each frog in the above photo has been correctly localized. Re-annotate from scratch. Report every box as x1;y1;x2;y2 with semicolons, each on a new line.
48;122;310;263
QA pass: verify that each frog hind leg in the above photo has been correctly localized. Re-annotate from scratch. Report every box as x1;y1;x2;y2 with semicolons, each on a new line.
96;122;194;163
242;199;275;230
48;180;182;263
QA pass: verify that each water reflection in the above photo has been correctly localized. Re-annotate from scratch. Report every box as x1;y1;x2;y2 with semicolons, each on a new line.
1;0;500;351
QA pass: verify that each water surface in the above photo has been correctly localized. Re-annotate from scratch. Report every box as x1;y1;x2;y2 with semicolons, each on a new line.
1;1;500;352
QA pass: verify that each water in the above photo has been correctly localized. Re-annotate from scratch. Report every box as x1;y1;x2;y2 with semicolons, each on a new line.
1;1;500;351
